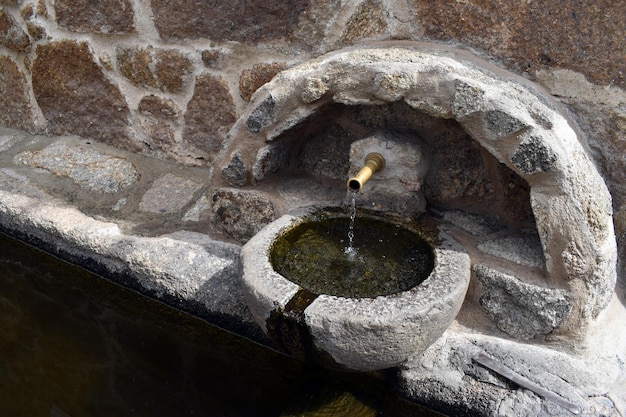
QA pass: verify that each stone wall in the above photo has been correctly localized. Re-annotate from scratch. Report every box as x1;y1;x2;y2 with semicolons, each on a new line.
0;1;625;240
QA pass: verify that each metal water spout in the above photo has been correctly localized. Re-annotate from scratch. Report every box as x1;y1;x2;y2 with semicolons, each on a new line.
347;152;386;192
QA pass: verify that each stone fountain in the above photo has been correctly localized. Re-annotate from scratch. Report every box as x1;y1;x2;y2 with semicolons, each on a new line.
213;42;624;415
241;132;471;371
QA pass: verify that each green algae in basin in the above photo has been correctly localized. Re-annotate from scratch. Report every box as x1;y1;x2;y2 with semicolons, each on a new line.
270;217;435;298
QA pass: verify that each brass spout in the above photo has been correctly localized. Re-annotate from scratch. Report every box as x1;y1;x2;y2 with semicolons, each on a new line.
347;152;386;192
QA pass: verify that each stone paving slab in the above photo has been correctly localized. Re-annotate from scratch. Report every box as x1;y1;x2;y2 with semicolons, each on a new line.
15;141;139;193
139;173;202;214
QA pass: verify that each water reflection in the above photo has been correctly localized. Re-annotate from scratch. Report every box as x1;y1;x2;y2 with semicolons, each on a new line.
0;232;441;417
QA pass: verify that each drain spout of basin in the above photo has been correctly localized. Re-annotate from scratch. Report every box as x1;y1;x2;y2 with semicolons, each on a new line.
347;153;386;192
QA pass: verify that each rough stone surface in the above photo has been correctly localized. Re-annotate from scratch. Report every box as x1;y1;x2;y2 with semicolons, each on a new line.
296;122;356;179
221;151;249;187
415;0;626;89
150;0;309;41
301;77;330;103
475;264;571;339
482;110;528;140
290;0;343;50
138;120;176;156
138;95;179;119
0;7;30;51
348;131;428;215
372;71;413;102
19;3;33;19
277;178;345;212
535;69;626;235
246;95;275;133
35;1;48;17
200;49;224;68
32;41;133;149
400;331;624;417
135;95;180;159
117;47;192;93
15;142;139;193
54;0;134;34
252;141;290;183
477;234;544;269
0;56;36;132
432;209;502;237
423;127;495;211
0;125;623;415
182;192;210;222
0;130;216;237
492;162;535;226
350;102;440;131
24;20;45;41
239;62;285;101
340;0;387;45
139;173;202;214
511;135;558;174
452;81;485;118
211;188;275;243
182;74;237;162
0;11;622;409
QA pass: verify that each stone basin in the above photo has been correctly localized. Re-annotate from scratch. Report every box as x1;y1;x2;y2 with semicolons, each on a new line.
240;207;471;371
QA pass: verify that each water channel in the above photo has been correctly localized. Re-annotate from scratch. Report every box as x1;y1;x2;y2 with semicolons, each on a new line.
0;232;443;416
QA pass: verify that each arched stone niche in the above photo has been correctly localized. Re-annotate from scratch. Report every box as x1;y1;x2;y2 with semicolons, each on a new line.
213;42;617;338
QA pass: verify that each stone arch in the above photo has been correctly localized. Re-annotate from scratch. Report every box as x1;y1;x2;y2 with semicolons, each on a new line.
214;41;616;335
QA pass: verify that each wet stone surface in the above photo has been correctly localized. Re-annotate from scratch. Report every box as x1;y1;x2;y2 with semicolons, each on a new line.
0;121;623;415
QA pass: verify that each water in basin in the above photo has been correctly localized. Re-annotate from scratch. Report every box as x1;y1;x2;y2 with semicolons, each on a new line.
270;216;435;298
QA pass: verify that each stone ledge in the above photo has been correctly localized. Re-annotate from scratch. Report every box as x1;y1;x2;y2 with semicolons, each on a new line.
399;328;626;417
0;169;268;344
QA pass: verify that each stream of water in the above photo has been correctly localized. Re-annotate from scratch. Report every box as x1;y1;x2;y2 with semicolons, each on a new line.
344;191;358;258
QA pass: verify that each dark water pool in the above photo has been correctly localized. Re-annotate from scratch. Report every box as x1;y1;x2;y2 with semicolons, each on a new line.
0;232;442;417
